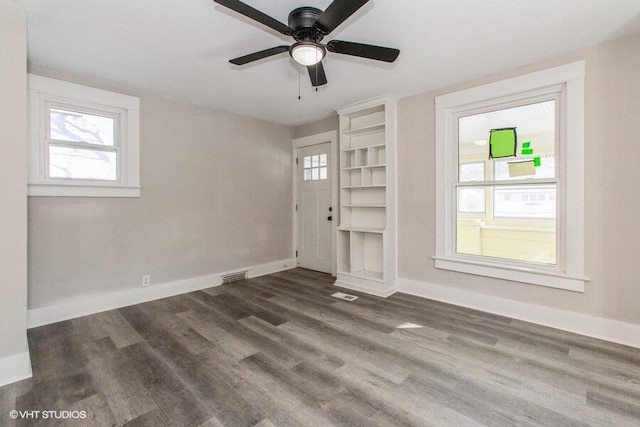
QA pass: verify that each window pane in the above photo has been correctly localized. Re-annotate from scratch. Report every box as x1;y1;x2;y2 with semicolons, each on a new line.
456;186;556;265
458;187;485;213
319;153;327;166
304;169;312;181
494;185;556;219
319;167;327;180
311;155;319;167
458;100;556;180
50;107;115;146
459;162;484;182
304;156;311;168
312;168;319;180
49;145;116;181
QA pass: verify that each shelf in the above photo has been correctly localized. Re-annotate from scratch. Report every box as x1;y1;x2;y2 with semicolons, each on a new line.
340;142;387;153
363;164;385;169
341;185;386;189
342;122;385;136
338;227;385;234
343;204;386;208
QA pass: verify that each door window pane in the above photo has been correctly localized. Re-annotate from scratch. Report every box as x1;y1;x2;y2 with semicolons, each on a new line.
303;154;329;181
320;167;327;180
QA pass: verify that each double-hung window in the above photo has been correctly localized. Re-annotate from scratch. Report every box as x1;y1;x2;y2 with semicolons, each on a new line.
28;74;140;197
435;61;588;291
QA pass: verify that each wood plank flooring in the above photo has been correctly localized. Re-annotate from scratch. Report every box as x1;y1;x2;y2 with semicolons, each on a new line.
2;268;640;426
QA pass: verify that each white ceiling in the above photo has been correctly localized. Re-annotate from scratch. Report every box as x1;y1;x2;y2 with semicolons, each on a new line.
19;0;640;126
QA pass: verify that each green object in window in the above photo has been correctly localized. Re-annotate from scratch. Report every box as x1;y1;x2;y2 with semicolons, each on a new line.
489;128;517;158
522;141;531;148
522;148;534;155
533;156;541;167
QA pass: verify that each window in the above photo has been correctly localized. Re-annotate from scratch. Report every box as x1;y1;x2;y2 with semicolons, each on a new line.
303;154;328;181
28;74;140;197
435;61;587;291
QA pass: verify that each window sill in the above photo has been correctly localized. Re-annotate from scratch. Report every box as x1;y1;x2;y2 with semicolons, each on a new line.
432;256;588;292
28;183;141;198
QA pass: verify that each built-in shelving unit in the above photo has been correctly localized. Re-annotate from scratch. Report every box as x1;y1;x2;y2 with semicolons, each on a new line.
335;96;397;297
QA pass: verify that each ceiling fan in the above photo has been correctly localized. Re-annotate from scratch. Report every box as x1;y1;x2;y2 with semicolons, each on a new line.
213;0;400;87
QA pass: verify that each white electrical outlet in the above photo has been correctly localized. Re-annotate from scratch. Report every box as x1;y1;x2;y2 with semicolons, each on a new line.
142;274;151;287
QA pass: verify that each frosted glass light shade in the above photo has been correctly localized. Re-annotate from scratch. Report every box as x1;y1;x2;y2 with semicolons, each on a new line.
290;43;325;66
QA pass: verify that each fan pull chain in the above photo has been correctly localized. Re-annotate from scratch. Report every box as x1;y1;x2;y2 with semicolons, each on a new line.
298;67;301;100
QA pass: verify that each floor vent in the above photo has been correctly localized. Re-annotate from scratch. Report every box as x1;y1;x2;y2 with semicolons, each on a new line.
222;271;248;284
331;292;358;301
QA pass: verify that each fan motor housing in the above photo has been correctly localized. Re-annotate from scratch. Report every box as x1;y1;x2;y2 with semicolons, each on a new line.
288;7;323;42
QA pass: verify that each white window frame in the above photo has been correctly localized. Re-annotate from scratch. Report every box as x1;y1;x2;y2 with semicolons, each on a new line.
28;74;141;197
434;61;588;292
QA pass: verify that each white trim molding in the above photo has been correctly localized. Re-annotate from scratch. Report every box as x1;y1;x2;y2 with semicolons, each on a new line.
0;351;32;388
397;277;640;350
27;258;295;328
434;61;587;291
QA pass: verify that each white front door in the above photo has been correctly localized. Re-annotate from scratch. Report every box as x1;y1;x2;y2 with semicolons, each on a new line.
297;142;332;274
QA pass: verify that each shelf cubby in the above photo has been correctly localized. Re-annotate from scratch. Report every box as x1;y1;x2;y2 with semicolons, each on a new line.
343;169;363;187
369;145;386;166
342;150;356;168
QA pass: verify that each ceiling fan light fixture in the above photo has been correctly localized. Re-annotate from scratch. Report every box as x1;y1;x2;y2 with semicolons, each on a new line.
290;42;326;66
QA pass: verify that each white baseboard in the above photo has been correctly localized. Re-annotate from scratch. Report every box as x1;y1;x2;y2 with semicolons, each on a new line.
396;278;640;349
334;273;398;298
0;351;32;388
27;258;295;328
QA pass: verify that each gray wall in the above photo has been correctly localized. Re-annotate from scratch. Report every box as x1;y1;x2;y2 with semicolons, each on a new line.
293;114;339;139
397;32;640;325
0;1;29;359
28;67;293;309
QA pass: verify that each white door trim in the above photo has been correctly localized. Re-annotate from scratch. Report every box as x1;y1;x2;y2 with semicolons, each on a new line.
292;130;339;275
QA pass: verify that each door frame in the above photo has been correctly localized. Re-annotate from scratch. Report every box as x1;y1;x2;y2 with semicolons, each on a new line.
292;130;339;275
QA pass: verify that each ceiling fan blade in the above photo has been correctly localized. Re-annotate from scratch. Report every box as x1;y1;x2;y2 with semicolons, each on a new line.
307;62;328;87
314;0;369;35
214;0;292;35
327;40;400;62
230;46;290;65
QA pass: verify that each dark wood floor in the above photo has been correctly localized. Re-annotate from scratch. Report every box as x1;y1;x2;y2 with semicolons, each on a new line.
2;268;640;426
